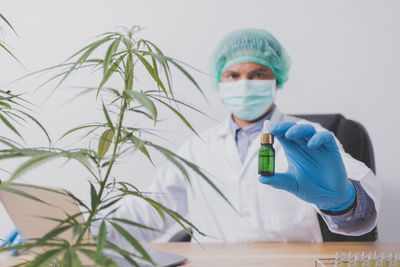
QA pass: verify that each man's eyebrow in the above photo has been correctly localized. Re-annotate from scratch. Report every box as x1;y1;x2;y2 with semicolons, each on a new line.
222;70;239;74
249;68;271;73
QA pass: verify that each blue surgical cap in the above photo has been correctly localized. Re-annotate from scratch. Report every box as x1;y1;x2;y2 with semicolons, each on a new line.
209;28;291;89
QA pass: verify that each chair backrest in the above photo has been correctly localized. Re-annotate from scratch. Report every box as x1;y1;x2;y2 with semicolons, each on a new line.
294;114;378;241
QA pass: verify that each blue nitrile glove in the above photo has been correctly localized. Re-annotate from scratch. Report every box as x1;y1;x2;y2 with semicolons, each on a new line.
0;229;24;255
258;122;355;212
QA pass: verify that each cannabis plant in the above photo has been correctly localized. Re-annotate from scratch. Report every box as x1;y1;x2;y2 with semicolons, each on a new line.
0;12;20;63
0;13;50;178
0;26;229;266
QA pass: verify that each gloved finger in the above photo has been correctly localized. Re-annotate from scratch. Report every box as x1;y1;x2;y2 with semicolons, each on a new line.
271;122;312;162
270;122;300;152
9;230;19;244
258;173;298;195
13;234;23;246
0;229;19;247
270;121;297;136
8;235;24;256
285;124;317;147
307;131;339;152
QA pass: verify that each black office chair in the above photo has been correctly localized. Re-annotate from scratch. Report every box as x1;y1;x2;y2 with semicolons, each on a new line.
168;114;378;242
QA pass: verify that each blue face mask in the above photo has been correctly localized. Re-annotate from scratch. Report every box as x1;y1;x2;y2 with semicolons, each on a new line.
218;79;276;121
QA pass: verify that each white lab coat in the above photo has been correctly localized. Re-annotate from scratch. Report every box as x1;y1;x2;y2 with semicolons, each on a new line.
100;108;380;244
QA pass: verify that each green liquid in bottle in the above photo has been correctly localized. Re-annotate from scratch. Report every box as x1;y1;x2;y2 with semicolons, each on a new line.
395;260;400;267
381;260;391;267
340;260;350;267
354;262;364;267
258;143;275;176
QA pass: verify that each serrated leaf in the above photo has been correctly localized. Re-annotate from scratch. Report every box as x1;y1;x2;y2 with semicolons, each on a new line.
0;42;21;64
56;36;113;90
59;124;102;140
145;197;201;238
131;51;167;95
110;222;154;264
40;224;74;241
18;110;52;145
3;186;46;204
98;54;126;97
125;52;134;91
97;129;114;159
126;91;157;123
150;96;198;137
0;13;17;35
0;112;21;138
98;196;121;211
4;153;62;186
0;136;20;148
148;94;214;121
104;241;140;267
25;248;64;267
143;196;165;222
128;108;155;120
103;37;121;75
0;101;11;109
129;134;155;166
102;102;114;132
110;218;159;232
90;182;98;212
96;221;107;256
166;56;206;99
142;41;173;97
79;248;118;267
148;142;234;211
63;249;83;267
142;140;190;184
73;224;82;237
8;182;68;196
65;191;90;212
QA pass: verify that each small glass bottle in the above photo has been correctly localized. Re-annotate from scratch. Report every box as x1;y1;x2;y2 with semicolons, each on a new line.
340;252;351;267
395;253;400;267
381;252;393;267
354;252;365;267
367;251;378;267
258;120;275;176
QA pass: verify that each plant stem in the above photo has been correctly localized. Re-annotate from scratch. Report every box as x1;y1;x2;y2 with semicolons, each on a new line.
76;96;128;244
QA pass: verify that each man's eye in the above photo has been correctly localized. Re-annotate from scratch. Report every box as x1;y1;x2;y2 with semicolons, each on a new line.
228;73;239;79
254;73;267;78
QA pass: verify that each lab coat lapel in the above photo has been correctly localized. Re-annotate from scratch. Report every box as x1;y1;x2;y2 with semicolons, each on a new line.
217;116;243;176
227;134;244;175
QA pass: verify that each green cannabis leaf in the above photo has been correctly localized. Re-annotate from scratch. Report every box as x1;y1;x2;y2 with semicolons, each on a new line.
0;25;231;266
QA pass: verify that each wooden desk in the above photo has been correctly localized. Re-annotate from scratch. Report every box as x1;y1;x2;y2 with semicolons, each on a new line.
145;242;400;267
1;242;399;266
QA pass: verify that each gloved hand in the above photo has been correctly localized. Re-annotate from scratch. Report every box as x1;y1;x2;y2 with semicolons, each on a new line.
258;122;355;212
0;228;23;255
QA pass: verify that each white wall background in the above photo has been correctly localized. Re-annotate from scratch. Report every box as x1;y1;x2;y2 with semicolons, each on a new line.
1;0;399;242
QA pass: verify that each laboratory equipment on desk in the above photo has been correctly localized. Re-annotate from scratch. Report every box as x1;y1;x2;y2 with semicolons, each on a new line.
315;251;400;267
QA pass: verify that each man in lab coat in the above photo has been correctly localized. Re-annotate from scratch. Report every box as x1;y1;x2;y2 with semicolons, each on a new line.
104;29;379;244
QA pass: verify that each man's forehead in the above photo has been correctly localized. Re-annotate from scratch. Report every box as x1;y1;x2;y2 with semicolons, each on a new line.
224;62;271;73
